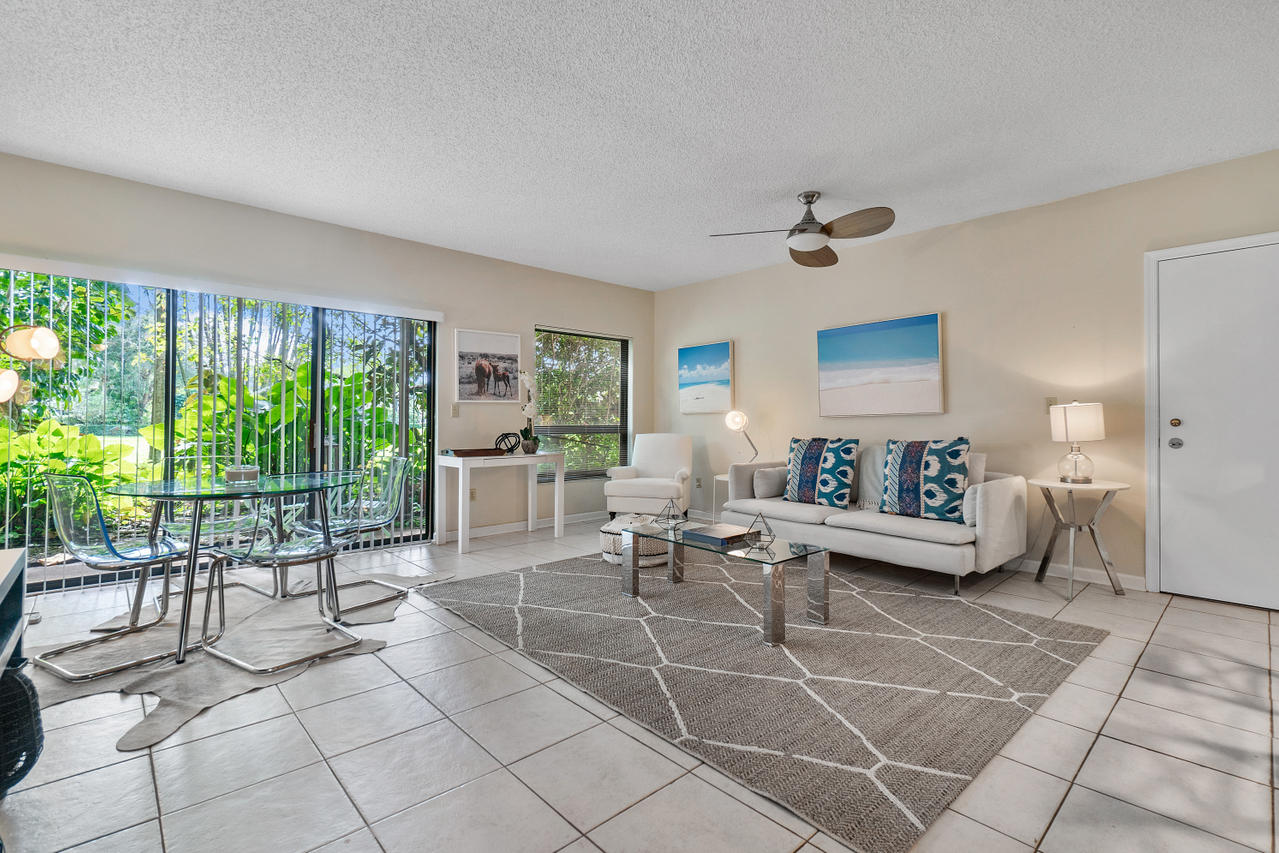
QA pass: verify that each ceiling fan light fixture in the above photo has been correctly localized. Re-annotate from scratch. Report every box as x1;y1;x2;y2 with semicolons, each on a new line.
786;230;829;252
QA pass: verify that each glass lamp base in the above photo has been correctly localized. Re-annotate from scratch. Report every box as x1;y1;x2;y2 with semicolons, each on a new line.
1057;446;1094;484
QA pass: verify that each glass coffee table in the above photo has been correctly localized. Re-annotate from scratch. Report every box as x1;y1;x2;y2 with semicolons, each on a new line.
620;523;830;646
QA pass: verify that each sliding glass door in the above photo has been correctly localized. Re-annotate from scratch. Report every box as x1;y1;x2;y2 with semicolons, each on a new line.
0;267;435;590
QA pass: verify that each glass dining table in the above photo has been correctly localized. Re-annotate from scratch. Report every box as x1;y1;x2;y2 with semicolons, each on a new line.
105;471;361;663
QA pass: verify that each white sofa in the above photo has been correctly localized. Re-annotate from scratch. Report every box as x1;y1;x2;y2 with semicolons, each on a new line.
605;433;692;516
723;444;1026;592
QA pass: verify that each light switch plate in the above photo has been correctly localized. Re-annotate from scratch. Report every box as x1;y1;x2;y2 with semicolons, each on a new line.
451;402;460;418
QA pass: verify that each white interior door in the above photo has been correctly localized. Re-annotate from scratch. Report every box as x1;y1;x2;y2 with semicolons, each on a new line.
1157;240;1279;607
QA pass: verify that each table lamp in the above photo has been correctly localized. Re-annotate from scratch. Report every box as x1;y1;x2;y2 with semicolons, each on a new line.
724;410;758;462
1050;401;1104;483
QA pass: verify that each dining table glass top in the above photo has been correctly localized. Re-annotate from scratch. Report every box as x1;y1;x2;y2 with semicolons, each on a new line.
104;471;362;500
623;522;827;564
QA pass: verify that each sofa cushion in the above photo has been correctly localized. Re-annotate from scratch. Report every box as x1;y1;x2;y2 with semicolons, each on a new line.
722;497;846;525
603;477;684;499
825;509;977;545
784;438;858;508
881;438;971;523
753;467;787;499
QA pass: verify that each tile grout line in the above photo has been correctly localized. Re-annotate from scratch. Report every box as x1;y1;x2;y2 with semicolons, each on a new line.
147;745;169;853
1031;588;1171;852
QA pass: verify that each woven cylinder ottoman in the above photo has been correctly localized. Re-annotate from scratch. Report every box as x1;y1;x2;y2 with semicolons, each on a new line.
600;514;668;567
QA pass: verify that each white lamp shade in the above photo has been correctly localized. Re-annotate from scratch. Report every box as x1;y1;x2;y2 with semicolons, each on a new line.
1050;401;1105;443
4;326;60;361
0;369;18;403
724;410;749;432
785;231;830;252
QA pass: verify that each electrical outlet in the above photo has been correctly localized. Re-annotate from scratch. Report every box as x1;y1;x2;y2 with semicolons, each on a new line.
1045;396;1058;413
451;402;460;418
695;477;703;489
469;487;477;501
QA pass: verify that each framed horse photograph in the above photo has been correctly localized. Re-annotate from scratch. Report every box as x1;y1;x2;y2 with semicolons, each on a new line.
455;328;521;403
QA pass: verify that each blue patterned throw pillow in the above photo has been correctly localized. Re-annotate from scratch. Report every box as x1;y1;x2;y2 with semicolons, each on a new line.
784;438;859;508
881;438;970;523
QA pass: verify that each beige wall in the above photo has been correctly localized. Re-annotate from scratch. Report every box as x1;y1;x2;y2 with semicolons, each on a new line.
0;152;654;533
655;148;1279;580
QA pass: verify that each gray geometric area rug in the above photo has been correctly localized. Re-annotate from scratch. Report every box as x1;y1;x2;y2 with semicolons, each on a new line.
27;570;449;750
427;553;1107;853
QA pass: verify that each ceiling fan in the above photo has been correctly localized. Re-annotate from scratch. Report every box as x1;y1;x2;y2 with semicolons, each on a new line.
709;191;895;268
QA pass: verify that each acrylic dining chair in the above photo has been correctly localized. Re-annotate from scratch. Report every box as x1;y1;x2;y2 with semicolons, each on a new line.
35;474;192;681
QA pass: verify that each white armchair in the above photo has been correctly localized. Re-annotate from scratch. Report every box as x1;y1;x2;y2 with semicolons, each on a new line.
604;433;692;516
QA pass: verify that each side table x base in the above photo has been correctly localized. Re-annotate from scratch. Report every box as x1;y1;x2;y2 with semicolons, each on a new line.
1033;486;1125;601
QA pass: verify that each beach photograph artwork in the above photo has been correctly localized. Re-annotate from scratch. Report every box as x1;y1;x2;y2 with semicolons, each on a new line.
817;313;943;416
678;340;733;413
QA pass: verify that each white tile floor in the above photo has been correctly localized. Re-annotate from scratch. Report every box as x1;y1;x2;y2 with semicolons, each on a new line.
4;522;1275;853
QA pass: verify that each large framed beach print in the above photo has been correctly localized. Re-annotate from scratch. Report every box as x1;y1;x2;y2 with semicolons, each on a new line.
817;313;943;416
455;328;521;402
677;340;733;414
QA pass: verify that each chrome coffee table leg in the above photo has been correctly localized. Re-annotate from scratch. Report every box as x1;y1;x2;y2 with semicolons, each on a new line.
763;561;786;646
620;530;640;597
806;552;829;624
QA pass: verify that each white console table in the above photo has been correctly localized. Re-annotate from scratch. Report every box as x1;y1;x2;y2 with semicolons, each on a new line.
434;452;566;554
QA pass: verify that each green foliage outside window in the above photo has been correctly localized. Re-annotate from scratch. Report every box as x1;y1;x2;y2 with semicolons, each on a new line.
534;330;628;475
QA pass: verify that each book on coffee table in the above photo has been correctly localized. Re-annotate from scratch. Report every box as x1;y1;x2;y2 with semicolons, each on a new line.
681;523;751;547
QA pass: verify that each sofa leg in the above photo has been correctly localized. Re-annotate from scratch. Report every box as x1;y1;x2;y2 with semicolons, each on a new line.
953;576;961;595
609;512;616;520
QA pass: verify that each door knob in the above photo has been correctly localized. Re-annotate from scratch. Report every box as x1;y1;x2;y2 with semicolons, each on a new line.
1169;418;1182;427
1168;438;1184;449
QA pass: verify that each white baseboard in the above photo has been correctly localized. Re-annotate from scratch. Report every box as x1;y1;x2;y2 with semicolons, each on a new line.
1010;557;1147;592
437;510;607;541
687;509;714;523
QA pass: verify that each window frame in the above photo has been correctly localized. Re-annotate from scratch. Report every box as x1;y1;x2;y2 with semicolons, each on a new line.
533;327;630;482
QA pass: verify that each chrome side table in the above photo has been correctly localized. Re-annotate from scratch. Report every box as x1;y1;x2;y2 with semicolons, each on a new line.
1028;478;1130;600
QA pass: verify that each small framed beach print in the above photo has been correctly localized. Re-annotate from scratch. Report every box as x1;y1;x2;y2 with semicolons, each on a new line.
677;340;733;414
817;313;943;416
456;328;521;403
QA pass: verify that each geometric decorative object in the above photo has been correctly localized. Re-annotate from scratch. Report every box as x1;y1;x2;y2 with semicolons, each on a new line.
678;340;733;414
817;312;942;416
653;498;685;531
743;512;775;551
494;432;521;454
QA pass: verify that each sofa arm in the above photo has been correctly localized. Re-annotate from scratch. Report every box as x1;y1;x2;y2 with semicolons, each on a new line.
673;467;690;483
606;465;638;479
968;473;1028;572
728;461;786;501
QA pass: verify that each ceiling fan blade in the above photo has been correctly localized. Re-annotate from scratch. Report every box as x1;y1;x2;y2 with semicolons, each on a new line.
708;228;793;237
790;246;838;268
821;206;895;239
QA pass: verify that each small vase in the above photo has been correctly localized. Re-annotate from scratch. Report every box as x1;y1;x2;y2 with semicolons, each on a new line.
521;438;540;454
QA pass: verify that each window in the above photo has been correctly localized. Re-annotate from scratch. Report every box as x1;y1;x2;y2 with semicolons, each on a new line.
533;329;629;479
1;267;436;591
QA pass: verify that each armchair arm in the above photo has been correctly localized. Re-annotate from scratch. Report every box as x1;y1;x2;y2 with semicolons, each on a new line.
967;473;1028;572
606;465;638;479
728;461;786;501
673;467;690;483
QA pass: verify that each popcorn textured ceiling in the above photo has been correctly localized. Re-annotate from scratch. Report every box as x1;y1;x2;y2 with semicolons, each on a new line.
2;1;1278;289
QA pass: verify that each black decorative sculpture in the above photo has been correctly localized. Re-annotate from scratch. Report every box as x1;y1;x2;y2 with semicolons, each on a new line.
495;432;521;454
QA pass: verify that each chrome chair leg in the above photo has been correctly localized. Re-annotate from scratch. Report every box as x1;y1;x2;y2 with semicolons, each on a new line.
201;556;362;675
33;559;195;681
